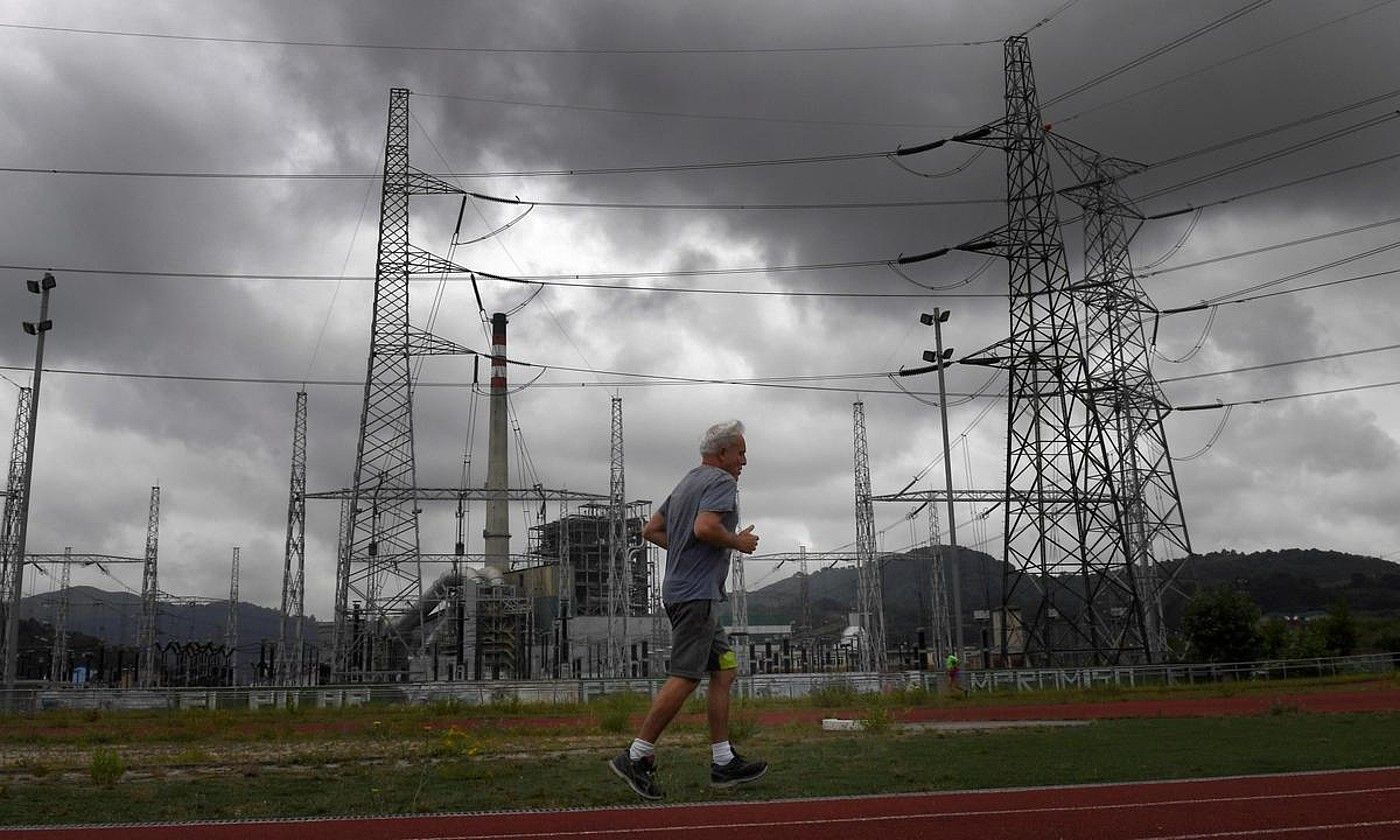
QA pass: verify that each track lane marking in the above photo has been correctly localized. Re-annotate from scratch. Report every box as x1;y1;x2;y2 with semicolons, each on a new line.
1133;819;1400;838
405;785;1400;839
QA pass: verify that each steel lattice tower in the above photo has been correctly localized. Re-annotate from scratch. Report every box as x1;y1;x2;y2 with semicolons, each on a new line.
338;88;475;680
1051;136;1193;661
276;391;308;685
852;401;886;672
0;387;31;679
48;547;71;684
137;486;160;687
224;547;240;682
953;36;1134;666
605;396;627;676
926;497;953;667
728;486;749;654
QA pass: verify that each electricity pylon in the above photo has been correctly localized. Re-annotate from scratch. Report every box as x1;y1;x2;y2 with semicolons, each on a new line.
606;396;627;676
949;36;1135;666
1050;134;1193;661
337;88;477;680
0;387;31;686
137;486;160;687
224;547;240;683
852;401;886;672
48;547;71;684
276;391;308;685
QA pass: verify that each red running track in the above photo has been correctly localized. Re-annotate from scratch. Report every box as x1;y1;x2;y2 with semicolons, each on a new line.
5;766;1399;840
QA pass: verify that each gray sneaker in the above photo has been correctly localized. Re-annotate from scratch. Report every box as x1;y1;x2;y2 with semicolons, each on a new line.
609;750;663;800
711;752;768;788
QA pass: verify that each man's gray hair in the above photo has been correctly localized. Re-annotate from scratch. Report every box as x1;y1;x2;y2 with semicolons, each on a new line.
700;420;745;456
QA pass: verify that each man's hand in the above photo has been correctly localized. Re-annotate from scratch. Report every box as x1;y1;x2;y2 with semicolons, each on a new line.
732;524;759;554
643;511;668;549
695;513;759;553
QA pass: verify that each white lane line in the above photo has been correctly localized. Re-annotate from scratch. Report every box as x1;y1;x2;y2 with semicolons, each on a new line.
407;785;1400;839
1133;818;1400;838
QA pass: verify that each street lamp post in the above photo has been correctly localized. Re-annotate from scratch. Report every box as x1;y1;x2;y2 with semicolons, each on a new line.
3;273;55;689
920;308;966;663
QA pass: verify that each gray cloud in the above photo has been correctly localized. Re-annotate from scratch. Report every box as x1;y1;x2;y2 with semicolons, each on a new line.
4;0;1400;618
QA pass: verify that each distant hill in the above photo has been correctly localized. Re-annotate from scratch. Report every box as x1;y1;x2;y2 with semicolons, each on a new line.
1173;548;1400;617
747;546;1400;642
19;584;321;678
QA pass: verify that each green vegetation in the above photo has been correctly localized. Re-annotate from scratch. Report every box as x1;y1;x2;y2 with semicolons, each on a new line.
1;712;1395;825
88;749;125;786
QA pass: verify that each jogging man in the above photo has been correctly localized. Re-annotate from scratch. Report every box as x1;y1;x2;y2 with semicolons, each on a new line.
609;420;768;799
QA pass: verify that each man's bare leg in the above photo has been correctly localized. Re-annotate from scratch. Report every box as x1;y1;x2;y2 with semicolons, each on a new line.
707;667;735;743
638;675;699;743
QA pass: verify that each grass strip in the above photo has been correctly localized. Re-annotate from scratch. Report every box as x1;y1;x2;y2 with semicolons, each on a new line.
1;711;1396;826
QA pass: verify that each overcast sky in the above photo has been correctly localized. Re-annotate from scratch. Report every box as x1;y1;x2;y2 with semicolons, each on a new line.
3;0;1399;618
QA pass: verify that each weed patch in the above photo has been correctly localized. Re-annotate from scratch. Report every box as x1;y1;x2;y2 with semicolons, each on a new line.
89;749;125;786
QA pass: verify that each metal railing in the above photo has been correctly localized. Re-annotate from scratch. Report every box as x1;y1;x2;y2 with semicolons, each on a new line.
1;652;1394;714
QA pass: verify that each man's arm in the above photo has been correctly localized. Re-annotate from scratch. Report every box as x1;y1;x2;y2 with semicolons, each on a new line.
643;510;668;549
694;511;758;554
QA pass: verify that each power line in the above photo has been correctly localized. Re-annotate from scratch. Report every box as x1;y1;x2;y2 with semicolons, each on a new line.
0;262;1005;298
0;146;910;181
18;83;1400;185
417;91;957;130
0;20;1010;54
1158;341;1400;384
461;189;1000;211
1052;0;1400;125
1042;0;1278;109
1147;85;1400;170
1136;109;1400;203
0;362;985;397
1139;147;1400;219
1141;212;1400;279
1175;375;1400;410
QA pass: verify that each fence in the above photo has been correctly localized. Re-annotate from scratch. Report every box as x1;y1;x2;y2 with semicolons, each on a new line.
1;652;1394;714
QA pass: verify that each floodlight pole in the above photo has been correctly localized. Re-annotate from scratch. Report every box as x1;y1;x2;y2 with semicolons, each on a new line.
930;308;966;662
3;273;55;689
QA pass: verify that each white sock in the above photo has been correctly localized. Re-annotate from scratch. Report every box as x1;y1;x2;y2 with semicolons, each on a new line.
629;738;655;762
712;740;734;765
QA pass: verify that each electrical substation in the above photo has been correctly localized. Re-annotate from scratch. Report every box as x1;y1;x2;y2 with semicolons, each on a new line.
1;33;1207;693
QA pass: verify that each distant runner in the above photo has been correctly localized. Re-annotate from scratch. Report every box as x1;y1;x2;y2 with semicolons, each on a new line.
946;651;961;693
609;420;768;800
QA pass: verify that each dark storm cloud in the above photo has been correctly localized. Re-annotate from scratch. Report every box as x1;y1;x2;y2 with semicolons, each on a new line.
3;0;1400;611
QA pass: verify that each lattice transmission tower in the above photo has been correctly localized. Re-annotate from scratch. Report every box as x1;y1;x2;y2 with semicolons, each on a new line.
48;547;71;684
137;486;160;687
1050;135;1193;661
925;496;953;667
852;401;886;672
0;387;31;682
337;88;478;680
950;36;1136;666
605;396;628;677
224;547;240;682
276;391;308;685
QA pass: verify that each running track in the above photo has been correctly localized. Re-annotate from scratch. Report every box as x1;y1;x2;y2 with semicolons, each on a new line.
5;767;1398;839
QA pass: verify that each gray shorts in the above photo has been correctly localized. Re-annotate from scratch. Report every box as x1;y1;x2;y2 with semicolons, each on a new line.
665;599;735;680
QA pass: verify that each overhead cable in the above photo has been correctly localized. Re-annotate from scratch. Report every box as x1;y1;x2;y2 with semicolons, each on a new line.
1136;109;1400;203
0;146;917;181
0;20;1007;54
0;262;1000;297
1141;212;1400;278
0;361;985;398
1175;376;1400;410
1052;0;1400;124
1158;341;1400;384
1041;0;1278;109
416;91;958;130
461;189;1000;211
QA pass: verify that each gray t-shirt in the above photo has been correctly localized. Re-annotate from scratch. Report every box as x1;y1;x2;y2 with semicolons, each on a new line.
658;465;738;605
